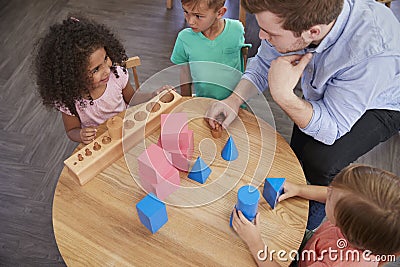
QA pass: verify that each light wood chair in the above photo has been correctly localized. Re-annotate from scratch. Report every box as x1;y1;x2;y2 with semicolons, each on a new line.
241;46;249;70
376;0;393;8
166;0;173;9
125;56;141;93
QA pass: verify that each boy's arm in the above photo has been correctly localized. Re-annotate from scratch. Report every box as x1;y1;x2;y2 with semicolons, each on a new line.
180;64;192;96
278;182;328;203
61;112;96;144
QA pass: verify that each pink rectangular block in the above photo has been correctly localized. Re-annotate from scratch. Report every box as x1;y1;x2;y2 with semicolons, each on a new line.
157;130;194;172
161;113;189;152
162;130;194;154
140;168;180;200
139;162;179;184
138;144;178;184
170;151;190;172
137;144;172;172
180;129;194;159
161;113;188;134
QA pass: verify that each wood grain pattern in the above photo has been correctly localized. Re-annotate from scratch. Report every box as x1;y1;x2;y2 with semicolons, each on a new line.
53;97;308;267
1;0;399;265
64;90;182;185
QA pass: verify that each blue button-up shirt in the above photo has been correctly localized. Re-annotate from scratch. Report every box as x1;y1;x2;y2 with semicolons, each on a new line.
243;0;400;145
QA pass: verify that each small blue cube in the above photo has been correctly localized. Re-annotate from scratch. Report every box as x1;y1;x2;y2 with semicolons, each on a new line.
136;194;168;234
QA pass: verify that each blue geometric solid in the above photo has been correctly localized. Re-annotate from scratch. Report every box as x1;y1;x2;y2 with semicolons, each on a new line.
188;156;211;184
237;185;260;220
136;193;168;234
221;136;238;161
262;178;285;209
230;185;260;227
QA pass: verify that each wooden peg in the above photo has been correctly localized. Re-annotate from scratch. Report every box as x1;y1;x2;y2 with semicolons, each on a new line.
211;123;222;138
102;136;111;144
78;154;84;161
93;142;101;151
85;148;92;156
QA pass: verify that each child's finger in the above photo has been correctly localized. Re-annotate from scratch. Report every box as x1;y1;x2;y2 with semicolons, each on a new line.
254;212;260;226
237;210;251;225
278;193;289;202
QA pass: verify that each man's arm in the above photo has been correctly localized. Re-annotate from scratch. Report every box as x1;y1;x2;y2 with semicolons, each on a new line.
268;53;314;129
206;79;259;129
206;40;279;129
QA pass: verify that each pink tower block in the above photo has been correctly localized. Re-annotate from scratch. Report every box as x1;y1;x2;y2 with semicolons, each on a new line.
138;144;176;184
157;130;194;172
161;113;189;152
158;130;194;155
161;113;189;134
140;167;180;200
179;129;194;158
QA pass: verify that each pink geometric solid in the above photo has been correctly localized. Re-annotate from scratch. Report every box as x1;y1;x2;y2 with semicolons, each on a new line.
137;144;176;184
157;129;194;172
161;113;189;152
140;167;180;200
161;113;189;134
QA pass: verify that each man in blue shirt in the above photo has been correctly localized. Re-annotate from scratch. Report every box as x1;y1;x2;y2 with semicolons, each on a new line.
206;0;400;229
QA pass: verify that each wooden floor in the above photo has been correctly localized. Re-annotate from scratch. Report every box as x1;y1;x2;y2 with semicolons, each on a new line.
0;0;398;265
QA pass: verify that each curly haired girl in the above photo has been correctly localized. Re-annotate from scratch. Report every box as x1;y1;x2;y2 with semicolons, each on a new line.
34;15;160;144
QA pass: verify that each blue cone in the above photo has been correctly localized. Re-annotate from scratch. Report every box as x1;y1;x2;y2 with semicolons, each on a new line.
221;136;238;161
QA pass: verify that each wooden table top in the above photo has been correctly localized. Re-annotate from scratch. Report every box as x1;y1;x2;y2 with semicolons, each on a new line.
53;97;308;267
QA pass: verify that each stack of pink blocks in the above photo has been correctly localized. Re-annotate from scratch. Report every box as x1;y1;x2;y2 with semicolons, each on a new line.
137;113;194;200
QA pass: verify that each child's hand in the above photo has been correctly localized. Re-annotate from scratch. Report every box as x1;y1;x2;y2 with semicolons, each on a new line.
80;127;97;144
278;181;301;202
153;85;175;97
232;209;263;247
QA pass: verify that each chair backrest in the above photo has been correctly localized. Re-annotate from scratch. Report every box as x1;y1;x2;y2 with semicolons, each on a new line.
241;46;249;70
125;56;141;92
376;0;392;7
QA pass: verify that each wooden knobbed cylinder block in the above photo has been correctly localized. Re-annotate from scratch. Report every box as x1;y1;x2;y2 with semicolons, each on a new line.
107;116;123;139
211;123;223;138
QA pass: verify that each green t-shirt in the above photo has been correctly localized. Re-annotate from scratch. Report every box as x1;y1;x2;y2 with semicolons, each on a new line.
171;19;251;100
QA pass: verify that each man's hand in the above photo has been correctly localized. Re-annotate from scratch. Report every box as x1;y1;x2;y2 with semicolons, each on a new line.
205;97;241;130
268;53;312;102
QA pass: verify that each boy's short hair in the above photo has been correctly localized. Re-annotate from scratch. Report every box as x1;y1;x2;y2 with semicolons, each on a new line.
331;164;400;255
241;0;343;36
181;0;225;11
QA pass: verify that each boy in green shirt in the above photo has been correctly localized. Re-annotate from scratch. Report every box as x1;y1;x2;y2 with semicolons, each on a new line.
171;0;250;99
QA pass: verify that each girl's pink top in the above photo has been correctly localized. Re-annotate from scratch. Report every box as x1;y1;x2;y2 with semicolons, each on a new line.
58;66;129;128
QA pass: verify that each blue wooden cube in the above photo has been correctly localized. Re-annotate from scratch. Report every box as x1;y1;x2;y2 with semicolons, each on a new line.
136;194;168;234
262;178;285;209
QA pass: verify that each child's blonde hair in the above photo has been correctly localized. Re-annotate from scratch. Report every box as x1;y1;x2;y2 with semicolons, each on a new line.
331;164;400;255
181;0;225;11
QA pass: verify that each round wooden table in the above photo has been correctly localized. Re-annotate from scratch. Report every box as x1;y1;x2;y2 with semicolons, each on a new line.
53;97;308;266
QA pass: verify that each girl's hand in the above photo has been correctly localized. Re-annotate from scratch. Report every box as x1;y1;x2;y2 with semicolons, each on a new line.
232;209;263;247
153;85;175;97
80;127;97;144
278;181;302;202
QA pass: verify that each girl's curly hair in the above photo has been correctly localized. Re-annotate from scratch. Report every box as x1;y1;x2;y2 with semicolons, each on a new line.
33;15;128;116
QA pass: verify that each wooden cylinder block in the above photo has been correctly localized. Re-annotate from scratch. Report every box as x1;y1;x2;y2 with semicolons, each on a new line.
107;116;123;140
